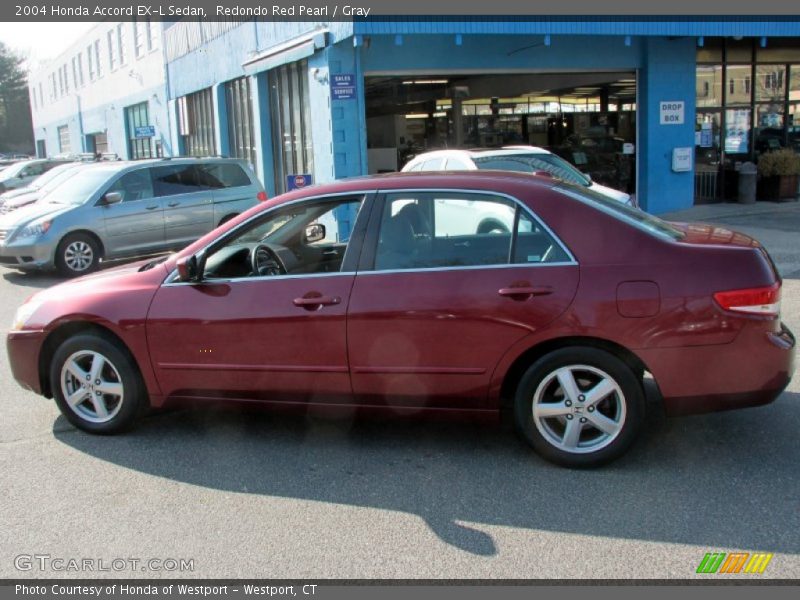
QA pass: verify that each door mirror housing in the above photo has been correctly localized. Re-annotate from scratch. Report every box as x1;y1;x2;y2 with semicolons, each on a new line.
304;222;326;244
101;191;123;205
176;252;206;283
582;172;593;183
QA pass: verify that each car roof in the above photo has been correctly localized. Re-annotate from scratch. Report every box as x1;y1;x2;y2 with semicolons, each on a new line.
407;146;552;163
274;170;559;204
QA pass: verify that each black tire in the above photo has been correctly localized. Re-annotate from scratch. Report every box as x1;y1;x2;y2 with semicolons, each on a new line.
50;333;147;434
513;347;645;468
55;233;100;278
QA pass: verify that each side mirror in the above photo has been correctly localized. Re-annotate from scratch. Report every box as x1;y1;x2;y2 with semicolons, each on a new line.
102;191;123;205
176;252;205;283
582;172;593;183
304;222;326;244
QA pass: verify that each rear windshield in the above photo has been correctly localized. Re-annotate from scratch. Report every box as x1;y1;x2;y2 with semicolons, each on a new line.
474;153;590;186
556;183;686;241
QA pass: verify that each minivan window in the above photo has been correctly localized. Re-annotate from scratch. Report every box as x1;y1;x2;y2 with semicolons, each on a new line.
200;163;252;188
106;170;154;202
44;168;112;205
152;165;206;196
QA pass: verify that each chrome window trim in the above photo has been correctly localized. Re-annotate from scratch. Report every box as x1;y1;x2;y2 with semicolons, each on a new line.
357;262;576;277
161;186;577;285
369;187;578;270
161;191;370;286
163;270;356;287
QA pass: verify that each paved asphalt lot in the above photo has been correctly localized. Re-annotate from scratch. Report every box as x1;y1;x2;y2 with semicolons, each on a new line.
1;202;799;580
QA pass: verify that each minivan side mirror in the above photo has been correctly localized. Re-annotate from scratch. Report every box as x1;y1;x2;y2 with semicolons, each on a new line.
304;223;326;244
582;172;593;183
101;191;123;205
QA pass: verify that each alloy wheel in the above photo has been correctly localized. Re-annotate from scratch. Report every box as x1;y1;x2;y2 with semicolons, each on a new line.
64;241;94;273
60;350;124;424
532;364;626;454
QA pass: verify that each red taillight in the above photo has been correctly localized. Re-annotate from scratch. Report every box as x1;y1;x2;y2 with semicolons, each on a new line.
257;191;268;202
713;282;781;317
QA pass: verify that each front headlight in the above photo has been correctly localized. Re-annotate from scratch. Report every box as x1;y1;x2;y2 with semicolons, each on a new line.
11;297;43;331
15;220;51;240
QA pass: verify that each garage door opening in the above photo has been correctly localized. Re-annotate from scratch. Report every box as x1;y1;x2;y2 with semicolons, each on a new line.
365;72;637;196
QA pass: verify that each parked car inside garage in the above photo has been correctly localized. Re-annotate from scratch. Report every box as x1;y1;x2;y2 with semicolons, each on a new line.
402;146;635;207
6;172;794;467
0;157;265;277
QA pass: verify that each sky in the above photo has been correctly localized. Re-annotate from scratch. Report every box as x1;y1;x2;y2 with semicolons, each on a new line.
0;22;96;69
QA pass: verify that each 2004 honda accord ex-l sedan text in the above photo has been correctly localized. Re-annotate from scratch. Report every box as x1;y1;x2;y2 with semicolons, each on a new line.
6;172;796;467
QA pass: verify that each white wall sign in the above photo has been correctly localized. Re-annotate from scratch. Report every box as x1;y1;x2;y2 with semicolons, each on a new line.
660;101;685;125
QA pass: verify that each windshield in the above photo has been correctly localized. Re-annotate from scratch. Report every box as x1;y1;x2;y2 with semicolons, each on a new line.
474;153;591;186
31;164;79;191
39;165;84;194
43;168;112;205
0;161;31;180
557;183;685;241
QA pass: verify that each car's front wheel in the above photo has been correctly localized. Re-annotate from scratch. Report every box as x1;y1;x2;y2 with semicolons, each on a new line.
514;347;645;468
55;233;100;277
50;333;146;434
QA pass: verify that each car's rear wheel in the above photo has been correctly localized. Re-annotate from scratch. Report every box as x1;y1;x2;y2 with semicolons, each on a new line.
55;233;100;277
514;347;644;468
50;334;146;434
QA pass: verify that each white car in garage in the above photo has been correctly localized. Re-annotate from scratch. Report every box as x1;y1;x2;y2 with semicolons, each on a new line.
402;146;635;207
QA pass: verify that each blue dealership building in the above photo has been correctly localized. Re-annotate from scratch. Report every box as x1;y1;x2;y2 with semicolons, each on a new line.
31;17;800;214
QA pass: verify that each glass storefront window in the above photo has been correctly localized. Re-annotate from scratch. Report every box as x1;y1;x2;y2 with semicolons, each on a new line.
756;65;786;101
756;40;800;63
789;103;800;151
697;38;723;63
696;65;723;107
726;38;754;63
726;65;752;106
695;112;721;165
755;104;784;154
724;108;751;154
791;65;800;102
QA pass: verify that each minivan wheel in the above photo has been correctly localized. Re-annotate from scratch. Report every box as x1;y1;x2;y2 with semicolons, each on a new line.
514;347;645;468
56;233;100;277
50;334;146;434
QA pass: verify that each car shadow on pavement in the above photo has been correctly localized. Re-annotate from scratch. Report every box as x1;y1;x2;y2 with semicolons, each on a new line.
53;391;800;557
2;270;64;289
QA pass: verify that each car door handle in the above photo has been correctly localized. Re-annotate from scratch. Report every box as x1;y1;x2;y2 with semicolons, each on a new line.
498;286;554;299
167;201;180;207
293;295;341;309
145;205;160;210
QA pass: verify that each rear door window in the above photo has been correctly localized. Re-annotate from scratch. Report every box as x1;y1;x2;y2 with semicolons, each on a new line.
199;163;252;188
373;192;571;271
151;165;207;197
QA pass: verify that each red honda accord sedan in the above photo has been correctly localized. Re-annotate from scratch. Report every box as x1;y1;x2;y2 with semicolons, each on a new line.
6;172;796;467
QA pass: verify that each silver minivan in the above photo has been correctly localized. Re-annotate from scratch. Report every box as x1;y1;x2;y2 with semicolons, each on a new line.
0;158;266;277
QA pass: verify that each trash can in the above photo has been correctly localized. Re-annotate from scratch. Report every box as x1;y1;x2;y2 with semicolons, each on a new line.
738;162;758;204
